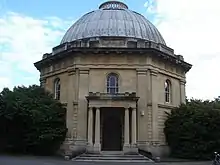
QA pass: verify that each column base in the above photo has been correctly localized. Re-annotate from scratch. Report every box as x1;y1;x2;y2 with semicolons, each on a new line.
123;143;131;153
130;144;138;153
59;139;87;158
137;142;170;158
123;143;138;154
93;143;101;153
86;143;94;153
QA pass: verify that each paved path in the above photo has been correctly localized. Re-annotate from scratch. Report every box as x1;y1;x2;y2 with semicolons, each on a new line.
0;155;212;165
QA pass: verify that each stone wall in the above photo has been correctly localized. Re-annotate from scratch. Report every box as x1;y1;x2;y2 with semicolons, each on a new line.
39;52;186;156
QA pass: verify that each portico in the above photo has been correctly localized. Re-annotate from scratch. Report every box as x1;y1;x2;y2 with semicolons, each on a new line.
86;92;139;153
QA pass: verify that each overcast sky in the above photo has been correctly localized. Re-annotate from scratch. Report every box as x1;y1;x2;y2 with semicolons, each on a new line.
0;0;220;100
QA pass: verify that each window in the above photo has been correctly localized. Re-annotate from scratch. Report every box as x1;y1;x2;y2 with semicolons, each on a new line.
107;73;119;94
54;78;61;100
165;80;171;103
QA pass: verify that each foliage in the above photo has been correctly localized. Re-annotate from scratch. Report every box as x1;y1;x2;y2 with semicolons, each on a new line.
0;85;67;155
164;98;220;160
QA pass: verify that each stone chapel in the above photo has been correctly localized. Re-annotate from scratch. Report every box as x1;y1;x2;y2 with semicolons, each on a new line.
34;1;192;157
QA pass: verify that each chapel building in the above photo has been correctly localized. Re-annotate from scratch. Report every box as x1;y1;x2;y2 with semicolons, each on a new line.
34;1;192;157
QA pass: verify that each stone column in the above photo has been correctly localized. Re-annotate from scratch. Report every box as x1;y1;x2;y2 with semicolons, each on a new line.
124;108;130;149
131;108;137;146
180;79;186;104
94;107;101;152
87;107;93;146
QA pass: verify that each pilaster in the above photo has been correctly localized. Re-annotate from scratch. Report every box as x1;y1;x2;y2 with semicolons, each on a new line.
72;102;78;139
146;70;152;140
150;69;159;142
136;69;148;143
180;79;186;104
66;69;76;139
39;77;46;88
77;68;90;141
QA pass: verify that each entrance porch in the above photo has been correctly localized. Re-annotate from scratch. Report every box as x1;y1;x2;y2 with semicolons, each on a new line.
86;92;139;154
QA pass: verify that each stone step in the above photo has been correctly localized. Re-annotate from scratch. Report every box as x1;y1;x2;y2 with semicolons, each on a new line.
77;155;148;159
80;154;146;158
74;159;153;163
75;157;150;161
72;153;153;163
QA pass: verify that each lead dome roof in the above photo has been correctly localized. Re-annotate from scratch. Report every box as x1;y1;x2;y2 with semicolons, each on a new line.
61;1;166;45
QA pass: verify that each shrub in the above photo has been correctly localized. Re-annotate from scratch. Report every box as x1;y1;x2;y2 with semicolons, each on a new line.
0;85;67;155
164;99;220;160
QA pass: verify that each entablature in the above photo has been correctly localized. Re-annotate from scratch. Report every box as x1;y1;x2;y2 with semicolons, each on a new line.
86;92;139;109
34;47;192;73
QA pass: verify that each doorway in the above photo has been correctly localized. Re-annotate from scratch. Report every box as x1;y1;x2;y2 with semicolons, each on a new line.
101;108;123;151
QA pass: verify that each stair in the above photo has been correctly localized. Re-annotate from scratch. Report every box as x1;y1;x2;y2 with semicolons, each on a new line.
72;152;153;163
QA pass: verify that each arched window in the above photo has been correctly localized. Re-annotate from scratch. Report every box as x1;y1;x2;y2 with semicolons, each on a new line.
107;73;119;94
165;80;171;103
54;78;60;100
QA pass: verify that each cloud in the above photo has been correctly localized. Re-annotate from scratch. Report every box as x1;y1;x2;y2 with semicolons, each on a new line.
145;0;220;100
1;1;219;100
0;12;73;90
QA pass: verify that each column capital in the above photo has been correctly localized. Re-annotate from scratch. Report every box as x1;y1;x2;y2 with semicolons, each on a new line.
39;77;46;81
180;79;186;85
79;68;90;74
124;106;130;110
136;69;147;75
67;68;76;76
39;77;46;87
88;107;93;111
131;107;137;111
150;69;158;76
89;105;101;109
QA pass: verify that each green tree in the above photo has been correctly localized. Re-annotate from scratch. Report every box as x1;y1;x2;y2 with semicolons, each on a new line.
164;99;220;160
0;85;67;155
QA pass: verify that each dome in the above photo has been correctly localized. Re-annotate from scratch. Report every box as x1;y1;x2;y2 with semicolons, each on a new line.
61;1;166;45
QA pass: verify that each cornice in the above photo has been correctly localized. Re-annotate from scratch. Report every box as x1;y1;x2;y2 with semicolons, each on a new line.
147;103;177;109
158;103;177;109
61;102;68;107
40;63;185;81
34;47;192;73
86;92;139;101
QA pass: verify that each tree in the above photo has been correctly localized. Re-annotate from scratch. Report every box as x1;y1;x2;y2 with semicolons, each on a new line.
0;85;67;155
164;99;220;160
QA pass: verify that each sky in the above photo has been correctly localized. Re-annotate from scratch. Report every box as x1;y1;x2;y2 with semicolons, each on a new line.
0;0;220;100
